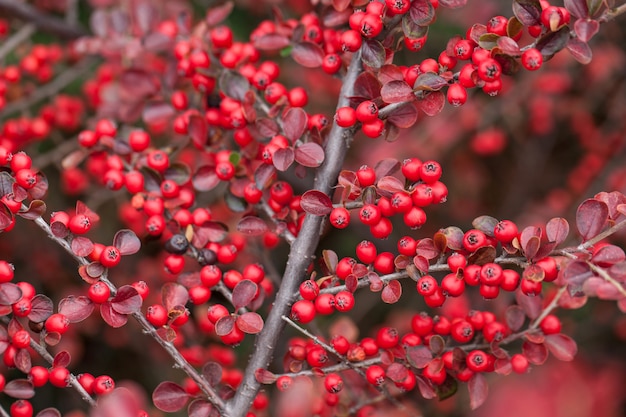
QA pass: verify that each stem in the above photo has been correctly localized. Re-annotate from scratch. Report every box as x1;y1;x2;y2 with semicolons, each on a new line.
0;0;87;39
0;24;36;61
0;405;9;417
225;50;363;417
599;2;626;22
30;213;226;412
577;217;626;250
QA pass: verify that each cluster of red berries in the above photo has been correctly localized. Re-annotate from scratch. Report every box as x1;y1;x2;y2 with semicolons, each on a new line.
329;158;446;238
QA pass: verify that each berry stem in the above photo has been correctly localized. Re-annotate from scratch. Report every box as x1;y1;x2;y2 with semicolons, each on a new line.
0;23;36;61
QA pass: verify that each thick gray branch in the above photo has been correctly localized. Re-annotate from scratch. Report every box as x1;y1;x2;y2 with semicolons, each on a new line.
0;0;87;39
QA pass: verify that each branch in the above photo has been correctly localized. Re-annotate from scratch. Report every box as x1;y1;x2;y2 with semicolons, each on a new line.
225;50;363;417
0;23;36;61
0;0;87;39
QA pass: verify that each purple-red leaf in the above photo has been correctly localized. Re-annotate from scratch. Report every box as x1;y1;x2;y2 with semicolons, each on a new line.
381;280;402;304
152;381;190;412
468;373;488;410
188;399;213;417
205;1;233;26
561;260;593;287
232;280;258;310
294;142;325;167
36;408;61;417
162;283;189;311
567;37;593;64
409;0;435;25
59;296;94;323
574;18;599;42
237;216;268;236
406;345;432;369
111;285;142;315
361;40;386;69
546;217;569;245
564;0;588;18
512;0;542;26
522;340;548;364
537;26;570;57
300;190;332;216
100;302;129;328
28;294;53;323
236;312;264;334
505;305;526;331
576;198;608;241
192;165;220;192
4;379;35;399
515;289;543;319
353;72;381;100
439;0;467;7
71;237;94;258
219;71;250;101
273;148;295;171
417;91;445;116
253;33;290;51
0;283;22;306
255;368;277;384
188;115;208;149
215;315;235;336
53;351;71;368
202;362;223;386
591;244;625;266
18;200;46;220
113;229;141;255
413;73;448;91
497;36;521;55
381;80;415;104
291;42;324;68
386;102;419;128
544;333;577;361
283;107;308;142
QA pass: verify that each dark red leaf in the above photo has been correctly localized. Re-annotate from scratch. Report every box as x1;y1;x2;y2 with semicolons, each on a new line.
236;312;264;334
0;283;22;306
546;217;569;245
100;302;129;328
381;80;415;104
255;164;276;190
472;215;498;236
537;26;570;58
567;37;593;64
496;36;521;55
467;246;497;265
381;280;402;303
478;33;499;51
417;91;445;116
237;217;268;236
0;203;13;232
255;368;277;384
253;33;290;50
353;72;381;100
300;190;332;216
574;18;599;42
15;348;31;373
273;147;295;171
413;73;448;91
291;42;324;68
415;238;439;260
561;260;593;287
85;262;105;279
111;285;142;315
71;237;94;258
512;0;542;26
205;1;233;26
283;107;308;142
387;102;419;128
409;0;435;25
232;280;258;310
59;296;94;323
386;363;409;383
188;115;208;149
413;255;430;274
406;345;432;369
376;176;405;196
368;273;383;292
4;379;35;399
505;305;526;331
53;351;71;368
36;408;61;417
161;283;189;311
522;340;548;364
219;71;250;101
564;0;588;18
113;229;140;256
188;399;213;417
295;143;325;167
523;264;545;282
429;335;445;355
416;375;437;399
439;0;467;7
202;362;223;386
576;198;608;241
215;315;235;336
322;250;338;273
515;289;543;319
192;221;229;247
402;15;429;40
152;381;190;412
544;333;577;361
592;244;625;266
361;40;386;69
18;200;46;220
468;373;488;410
254;117;279;137
28;294;53;323
142;102;175;126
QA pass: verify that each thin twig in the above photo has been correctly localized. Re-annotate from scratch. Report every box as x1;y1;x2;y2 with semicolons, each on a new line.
577;217;626;250
0;24;36;61
0;0;87;39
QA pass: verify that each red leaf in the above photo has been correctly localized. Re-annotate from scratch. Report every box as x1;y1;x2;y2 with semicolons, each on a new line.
413;255;430;273
522;340;548;364
273;147;295;171
232;280;258;310
59;296;94;323
574;18;598;42
567;37;592;64
18;200;46;220
512;0;542;26
546;217;569;245
192;165;219;192
236;312;264;334
291;42;324;68
353;72;381;100
192;221;229;247
215;315;235;336
255;369;277;384
71;237;94;258
111;285;142;315
468;373;488;410
205;1;233;26
255;118;279;137
188;399;213;417
161;283;189;311
152;381;190;412
386;102;419;128
406;345;432;369
381;80;414;104
100;302;129;328
283;107;308;142
496;36;521;55
300;190;332;216
564;0;588;18
386;363;409;383
92;387;140;417
592;244;625;266
523;264;545;282
439;0;467;7
361;40;386;69
0;283;23;306
415;238;440;260
376;175;405;196
414;73;448;91
409;0;435;25
417;91;445;116
202;362;223;386
515;289;542;319
113;229;141;255
53;351;71;368
219;71;250;101
253;33;290;50
544;333;577;361
36;408;61;417
381;280;402;304
576;198;608;241
15;349;31;373
295;143;325;167
537;26;570;57
416;375;437;399
4;379;35;399
28;294;53;323
505;305;526;331
369;273;383;292
472;215;498;236
188;115;208;149
237;216;268;236
143;102;175;126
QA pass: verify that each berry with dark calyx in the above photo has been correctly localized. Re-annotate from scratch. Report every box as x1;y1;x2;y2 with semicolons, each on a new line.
10;400;33;417
466;350;491;372
291;300;316;323
357;165;376;187
366;365;386;385
165;234;190;255
494;219;518;243
324;373;343;393
100;246;121;268
521;48;543;71
93;375;115;395
329;206;350;229
88;281;111;304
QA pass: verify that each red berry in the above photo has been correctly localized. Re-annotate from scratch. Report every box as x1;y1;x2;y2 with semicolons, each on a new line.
291;300;316;323
366;364;386;385
334;291;355;312
329;207;350;229
10;400;33;417
511;353;529;373
521;48;543;71
356;165;376;187
539;314;561;335
146;304;169;327
45;313;69;334
323;373;343;393
466;350;490;372
335;106;357;127
100;246;121;268
49;367;70;387
494;220;518;243
93;375;115;395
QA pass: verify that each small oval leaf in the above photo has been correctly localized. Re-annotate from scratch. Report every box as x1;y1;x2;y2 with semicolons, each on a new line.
4;379;35;399
113;229;141;255
237;216;268;236
236;312;264;334
59;296;94;323
111;285;142;315
152;381;190;413
576;198;608;241
294;143;325;168
300;190;332;216
232;280;258;310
